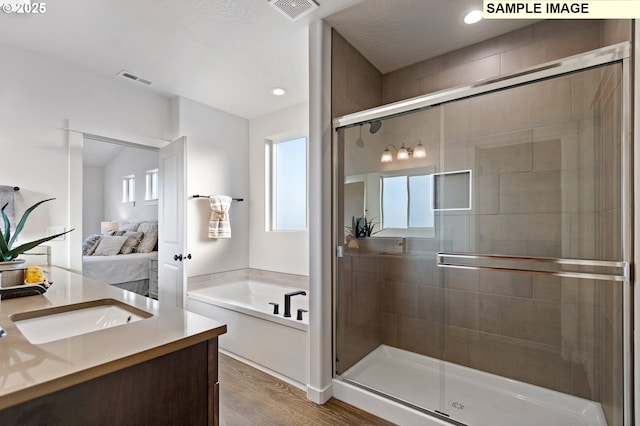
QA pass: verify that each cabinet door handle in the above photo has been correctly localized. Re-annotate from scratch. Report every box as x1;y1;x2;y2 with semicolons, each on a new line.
174;254;183;262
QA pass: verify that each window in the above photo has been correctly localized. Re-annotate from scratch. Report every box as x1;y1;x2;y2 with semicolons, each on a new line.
267;136;307;230
122;174;135;203
145;169;158;201
381;174;434;230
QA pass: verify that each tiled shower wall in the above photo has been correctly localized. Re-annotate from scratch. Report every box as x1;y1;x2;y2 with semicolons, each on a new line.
382;20;631;104
333;18;630;426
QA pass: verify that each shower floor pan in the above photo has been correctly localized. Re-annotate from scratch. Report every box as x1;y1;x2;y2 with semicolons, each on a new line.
341;345;606;426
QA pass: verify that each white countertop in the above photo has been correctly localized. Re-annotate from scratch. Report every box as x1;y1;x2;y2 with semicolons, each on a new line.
0;267;227;410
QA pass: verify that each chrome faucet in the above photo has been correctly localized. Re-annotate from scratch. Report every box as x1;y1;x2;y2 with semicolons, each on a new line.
284;290;307;317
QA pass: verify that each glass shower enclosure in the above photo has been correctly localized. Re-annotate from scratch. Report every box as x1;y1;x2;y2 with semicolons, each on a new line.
333;44;631;426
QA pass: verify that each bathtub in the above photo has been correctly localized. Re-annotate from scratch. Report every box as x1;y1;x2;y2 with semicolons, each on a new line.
186;281;308;386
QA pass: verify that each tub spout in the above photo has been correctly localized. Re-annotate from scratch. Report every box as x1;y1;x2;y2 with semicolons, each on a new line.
284;290;307;317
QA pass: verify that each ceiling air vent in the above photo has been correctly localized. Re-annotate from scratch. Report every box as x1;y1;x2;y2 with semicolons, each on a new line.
117;70;152;86
268;0;318;21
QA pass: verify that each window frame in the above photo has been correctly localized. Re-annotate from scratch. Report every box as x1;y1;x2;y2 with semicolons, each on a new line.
145;168;159;203
265;135;308;232
122;174;135;204
379;170;435;233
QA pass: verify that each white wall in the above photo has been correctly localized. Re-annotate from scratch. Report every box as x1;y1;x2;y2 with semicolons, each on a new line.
82;167;104;238
249;103;309;276
172;97;250;278
103;147;159;224
0;41;171;267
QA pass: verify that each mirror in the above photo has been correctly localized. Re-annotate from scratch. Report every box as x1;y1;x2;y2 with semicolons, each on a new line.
341;106;443;240
345;166;437;239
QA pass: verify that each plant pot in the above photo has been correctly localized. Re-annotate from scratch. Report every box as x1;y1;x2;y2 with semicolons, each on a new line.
0;259;26;287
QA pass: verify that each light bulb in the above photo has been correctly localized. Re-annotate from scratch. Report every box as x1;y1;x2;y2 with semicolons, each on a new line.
413;141;427;158
397;144;409;160
381;149;393;163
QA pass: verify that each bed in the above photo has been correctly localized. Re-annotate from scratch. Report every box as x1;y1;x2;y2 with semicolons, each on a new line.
81;221;159;297
82;252;157;296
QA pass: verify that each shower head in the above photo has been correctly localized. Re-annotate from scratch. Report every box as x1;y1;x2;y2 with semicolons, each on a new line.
369;121;382;134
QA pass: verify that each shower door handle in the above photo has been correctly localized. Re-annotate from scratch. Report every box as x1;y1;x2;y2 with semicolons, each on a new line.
437;252;629;282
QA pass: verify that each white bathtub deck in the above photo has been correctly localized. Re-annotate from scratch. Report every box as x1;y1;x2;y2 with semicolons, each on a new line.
186;280;309;385
341;345;607;426
187;280;308;330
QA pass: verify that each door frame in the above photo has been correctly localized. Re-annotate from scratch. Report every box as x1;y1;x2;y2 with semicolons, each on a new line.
67;120;169;272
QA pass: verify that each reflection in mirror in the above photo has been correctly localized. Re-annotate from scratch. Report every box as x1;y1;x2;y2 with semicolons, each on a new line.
342;106;442;240
433;170;472;211
345;166;436;239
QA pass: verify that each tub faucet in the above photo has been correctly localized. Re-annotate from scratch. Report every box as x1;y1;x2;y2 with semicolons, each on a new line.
284;290;307;317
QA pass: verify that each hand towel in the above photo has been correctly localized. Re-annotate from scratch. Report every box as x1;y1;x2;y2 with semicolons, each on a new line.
0;186;16;230
208;195;232;238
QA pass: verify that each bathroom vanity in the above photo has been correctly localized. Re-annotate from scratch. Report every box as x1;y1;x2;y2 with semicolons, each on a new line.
0;267;227;425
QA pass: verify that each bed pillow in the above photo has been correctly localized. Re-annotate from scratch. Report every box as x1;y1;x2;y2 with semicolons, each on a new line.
92;235;128;256
119;221;141;232
120;231;144;255
136;222;158;253
82;234;102;256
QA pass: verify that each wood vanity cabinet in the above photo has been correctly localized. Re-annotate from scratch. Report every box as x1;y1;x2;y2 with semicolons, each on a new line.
2;339;221;426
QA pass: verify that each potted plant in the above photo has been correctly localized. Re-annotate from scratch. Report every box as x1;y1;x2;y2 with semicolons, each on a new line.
0;198;72;286
345;216;379;249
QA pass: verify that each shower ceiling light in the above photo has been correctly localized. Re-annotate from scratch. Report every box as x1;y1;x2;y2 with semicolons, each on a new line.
463;9;484;24
271;87;287;96
380;141;426;162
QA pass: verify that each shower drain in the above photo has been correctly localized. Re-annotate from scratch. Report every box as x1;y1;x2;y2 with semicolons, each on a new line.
450;401;465;410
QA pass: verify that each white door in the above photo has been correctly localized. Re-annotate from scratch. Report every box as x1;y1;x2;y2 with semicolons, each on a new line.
158;137;187;308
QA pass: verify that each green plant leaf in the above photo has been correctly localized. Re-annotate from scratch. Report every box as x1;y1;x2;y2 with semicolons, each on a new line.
9;198;55;249
6;229;74;260
0;227;10;261
1;203;10;244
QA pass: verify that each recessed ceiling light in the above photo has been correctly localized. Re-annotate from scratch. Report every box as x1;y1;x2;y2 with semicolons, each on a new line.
463;9;483;24
271;87;287;96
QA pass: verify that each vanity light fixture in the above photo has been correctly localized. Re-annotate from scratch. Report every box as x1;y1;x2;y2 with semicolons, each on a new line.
380;140;427;162
381;147;394;163
413;140;427;158
397;144;410;160
463;9;483;24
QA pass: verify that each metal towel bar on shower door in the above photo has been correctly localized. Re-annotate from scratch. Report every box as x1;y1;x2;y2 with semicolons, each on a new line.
436;252;629;282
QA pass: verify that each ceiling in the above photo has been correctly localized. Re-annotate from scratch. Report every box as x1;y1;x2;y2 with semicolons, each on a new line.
83;138;124;167
0;0;536;121
326;0;538;74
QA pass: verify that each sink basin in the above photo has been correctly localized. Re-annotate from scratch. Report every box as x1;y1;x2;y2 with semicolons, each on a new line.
10;299;152;344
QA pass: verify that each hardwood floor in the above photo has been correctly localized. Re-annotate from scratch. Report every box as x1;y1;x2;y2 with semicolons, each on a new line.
219;353;395;426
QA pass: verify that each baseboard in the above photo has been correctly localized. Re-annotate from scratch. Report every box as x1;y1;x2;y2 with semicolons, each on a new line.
306;382;333;404
220;349;306;391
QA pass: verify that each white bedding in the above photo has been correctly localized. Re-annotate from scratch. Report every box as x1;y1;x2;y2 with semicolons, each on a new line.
82;252;157;285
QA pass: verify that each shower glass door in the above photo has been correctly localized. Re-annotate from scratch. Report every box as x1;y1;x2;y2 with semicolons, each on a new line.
436;62;627;426
334;46;629;426
335;116;447;415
